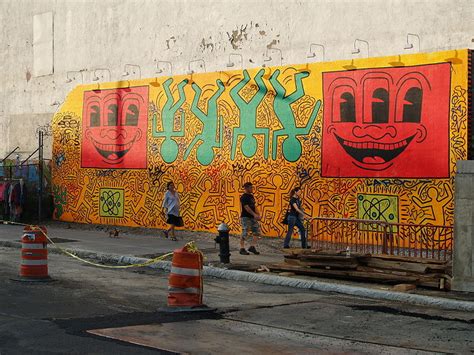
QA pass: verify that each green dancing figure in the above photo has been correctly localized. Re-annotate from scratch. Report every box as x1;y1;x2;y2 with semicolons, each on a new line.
269;69;321;162
184;79;225;166
152;78;188;163
230;69;269;160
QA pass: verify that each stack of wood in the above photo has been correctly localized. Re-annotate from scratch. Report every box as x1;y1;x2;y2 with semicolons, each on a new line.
269;249;452;290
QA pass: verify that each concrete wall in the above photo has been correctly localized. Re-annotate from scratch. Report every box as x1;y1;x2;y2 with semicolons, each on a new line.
453;161;474;292
0;0;473;160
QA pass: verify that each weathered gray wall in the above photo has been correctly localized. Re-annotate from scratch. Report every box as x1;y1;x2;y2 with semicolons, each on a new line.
0;0;473;159
453;161;474;292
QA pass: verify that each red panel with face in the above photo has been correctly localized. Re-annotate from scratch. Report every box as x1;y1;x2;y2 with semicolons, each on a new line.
81;86;148;169
321;63;451;178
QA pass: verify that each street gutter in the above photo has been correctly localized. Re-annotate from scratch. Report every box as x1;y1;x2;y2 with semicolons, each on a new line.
1;240;473;312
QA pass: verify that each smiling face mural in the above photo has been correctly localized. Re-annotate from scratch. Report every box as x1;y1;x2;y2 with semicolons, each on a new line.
321;63;451;177
52;49;471;247
81;86;149;169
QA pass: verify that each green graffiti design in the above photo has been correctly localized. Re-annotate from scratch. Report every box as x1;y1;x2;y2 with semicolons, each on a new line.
269;70;321;162
152;78;188;163
230;69;269;160
184;79;225;165
53;185;67;219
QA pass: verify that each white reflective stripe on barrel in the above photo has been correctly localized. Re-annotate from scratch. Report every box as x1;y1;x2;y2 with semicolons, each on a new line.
21;259;47;265
22;252;46;257
167;286;200;294
22;243;45;249
170;266;201;276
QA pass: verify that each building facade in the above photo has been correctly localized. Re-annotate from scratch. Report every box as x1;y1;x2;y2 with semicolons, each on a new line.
1;1;473;241
1;0;473;158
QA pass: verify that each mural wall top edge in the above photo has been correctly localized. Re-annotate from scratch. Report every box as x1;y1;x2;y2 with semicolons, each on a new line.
66;49;470;94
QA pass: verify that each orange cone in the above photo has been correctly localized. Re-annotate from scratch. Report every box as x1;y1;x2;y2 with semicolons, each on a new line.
20;226;49;280
167;245;203;307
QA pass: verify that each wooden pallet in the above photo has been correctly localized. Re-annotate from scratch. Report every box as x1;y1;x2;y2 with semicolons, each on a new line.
272;251;451;290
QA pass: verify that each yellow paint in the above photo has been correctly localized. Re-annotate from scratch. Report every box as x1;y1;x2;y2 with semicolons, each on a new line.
52;49;470;251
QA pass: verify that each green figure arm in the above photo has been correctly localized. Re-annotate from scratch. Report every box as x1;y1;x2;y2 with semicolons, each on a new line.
229;72;250;160
208;79;225;146
217;115;224;148
184;83;205;160
171;79;188;112
184;80;225;160
176;108;186;137
183;135;201;160
269;69;286;99
286;71;310;102
154;78;188;138
190;82;204;119
230;69;268;160
152;112;160;136
213;79;225;101
152;78;173;137
229;70;251;106
162;78;174;113
251;69;268;105
173;79;188;137
190;79;224;120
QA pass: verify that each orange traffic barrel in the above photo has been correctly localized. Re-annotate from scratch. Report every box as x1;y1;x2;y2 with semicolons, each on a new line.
20;225;49;279
168;245;203;307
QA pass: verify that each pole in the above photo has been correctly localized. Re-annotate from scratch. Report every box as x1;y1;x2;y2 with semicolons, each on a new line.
216;223;231;263
38;131;43;223
0;146;19;163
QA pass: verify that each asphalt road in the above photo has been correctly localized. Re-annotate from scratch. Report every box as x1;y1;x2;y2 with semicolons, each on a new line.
0;247;473;354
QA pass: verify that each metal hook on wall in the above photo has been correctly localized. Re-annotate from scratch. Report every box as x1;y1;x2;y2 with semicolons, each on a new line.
188;59;206;74
262;47;283;67
92;68;111;82
352;39;370;57
307;43;325;61
226;53;243;69
155;60;173;75
122;64;141;79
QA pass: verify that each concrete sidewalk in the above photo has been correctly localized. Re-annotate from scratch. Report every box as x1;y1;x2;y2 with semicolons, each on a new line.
1;220;473;311
0;221;283;265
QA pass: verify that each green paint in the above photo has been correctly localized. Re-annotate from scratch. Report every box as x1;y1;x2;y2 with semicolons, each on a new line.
53;185;67;219
269;70;321;162
230;69;269;160
184;79;225;165
99;188;124;218
357;193;399;232
152;78;188;163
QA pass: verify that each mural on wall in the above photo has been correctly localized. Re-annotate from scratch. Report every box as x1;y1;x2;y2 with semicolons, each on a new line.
357;193;398;223
52;50;471;250
82;86;148;169
322;63;451;177
99;188;124;218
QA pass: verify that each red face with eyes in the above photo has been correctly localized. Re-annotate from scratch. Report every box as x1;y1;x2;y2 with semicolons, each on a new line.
81;86;149;169
321;63;451;178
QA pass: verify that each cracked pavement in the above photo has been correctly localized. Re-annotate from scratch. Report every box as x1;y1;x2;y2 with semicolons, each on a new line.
0;247;473;354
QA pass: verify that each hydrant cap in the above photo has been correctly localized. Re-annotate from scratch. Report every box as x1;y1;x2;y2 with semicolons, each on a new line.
217;222;229;232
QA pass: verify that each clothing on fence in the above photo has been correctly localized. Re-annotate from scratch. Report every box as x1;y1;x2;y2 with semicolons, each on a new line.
0;180;27;221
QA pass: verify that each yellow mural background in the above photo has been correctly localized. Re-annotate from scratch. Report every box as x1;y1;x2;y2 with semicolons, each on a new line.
52;49;470;247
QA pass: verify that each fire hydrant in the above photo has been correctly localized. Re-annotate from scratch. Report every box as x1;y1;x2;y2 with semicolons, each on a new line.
215;222;231;263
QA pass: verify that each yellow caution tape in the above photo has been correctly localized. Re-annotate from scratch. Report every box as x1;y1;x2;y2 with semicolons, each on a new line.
1;220;198;269
185;240;206;261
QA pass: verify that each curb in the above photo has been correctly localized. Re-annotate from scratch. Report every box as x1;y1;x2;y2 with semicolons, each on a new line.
1;240;473;312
